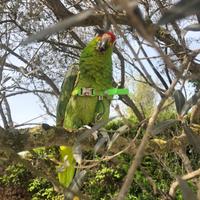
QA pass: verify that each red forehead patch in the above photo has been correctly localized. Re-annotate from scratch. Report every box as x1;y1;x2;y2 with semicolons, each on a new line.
106;32;116;42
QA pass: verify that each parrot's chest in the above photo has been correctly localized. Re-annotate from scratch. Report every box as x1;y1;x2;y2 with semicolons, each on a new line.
68;94;107;118
63;68;112;130
71;95;97;113
64;94;110;130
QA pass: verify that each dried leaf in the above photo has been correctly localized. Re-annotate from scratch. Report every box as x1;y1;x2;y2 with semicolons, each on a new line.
152;119;178;135
173;90;185;115
70;170;86;192
197;181;200;200
94;129;110;155
107;125;129;150
181;91;200;116
177;177;197;200
183;124;200;153
94;137;108;155
64;170;86;200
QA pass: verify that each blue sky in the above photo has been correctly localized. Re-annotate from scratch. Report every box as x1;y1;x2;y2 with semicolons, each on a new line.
7;93;55;127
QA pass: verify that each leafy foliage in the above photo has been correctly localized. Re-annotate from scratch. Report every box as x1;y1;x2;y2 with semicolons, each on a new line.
0;164;31;186
28;178;62;200
0;164;62;200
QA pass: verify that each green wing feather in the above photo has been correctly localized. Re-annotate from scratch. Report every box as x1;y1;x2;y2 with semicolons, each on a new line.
56;64;79;127
56;64;78;187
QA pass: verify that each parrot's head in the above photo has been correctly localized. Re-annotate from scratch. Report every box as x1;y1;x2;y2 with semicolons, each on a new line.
96;32;116;52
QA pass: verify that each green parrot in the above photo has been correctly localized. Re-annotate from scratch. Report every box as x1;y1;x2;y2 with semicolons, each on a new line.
56;31;116;187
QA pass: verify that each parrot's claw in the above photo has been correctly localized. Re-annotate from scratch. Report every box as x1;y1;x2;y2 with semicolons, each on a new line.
93;128;110;142
82;125;99;140
83;125;92;129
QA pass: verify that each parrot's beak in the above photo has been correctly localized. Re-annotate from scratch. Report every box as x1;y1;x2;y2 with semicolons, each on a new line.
97;37;110;52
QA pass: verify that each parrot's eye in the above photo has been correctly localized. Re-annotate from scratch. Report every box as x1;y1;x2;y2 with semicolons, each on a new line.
96;41;107;52
96;41;101;50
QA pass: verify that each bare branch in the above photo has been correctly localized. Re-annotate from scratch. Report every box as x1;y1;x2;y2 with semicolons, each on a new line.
0;104;9;129
114;48;125;88
3;97;13;127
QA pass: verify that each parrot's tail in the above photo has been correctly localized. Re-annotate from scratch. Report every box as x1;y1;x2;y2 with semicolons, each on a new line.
58;146;76;187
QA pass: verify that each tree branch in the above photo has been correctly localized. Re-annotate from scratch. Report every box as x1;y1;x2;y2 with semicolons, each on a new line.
0;124;132;155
